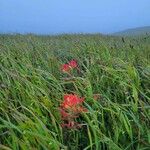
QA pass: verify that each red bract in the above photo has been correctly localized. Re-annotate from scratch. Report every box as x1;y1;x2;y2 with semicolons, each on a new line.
61;64;71;72
61;94;84;109
61;59;78;73
68;60;78;68
60;94;87;129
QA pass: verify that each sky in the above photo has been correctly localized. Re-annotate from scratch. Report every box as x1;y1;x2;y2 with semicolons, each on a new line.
0;0;150;34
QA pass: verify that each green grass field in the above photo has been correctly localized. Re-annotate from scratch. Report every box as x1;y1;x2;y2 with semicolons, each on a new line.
0;34;150;150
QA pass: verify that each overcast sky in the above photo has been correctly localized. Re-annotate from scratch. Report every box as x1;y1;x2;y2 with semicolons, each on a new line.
0;0;150;34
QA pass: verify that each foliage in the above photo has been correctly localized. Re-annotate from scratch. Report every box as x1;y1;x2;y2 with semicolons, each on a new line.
0;34;150;150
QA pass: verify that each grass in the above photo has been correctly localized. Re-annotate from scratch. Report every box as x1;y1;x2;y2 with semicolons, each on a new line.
0;34;150;150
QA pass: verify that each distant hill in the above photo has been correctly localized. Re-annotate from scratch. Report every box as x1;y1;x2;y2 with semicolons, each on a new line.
113;26;150;36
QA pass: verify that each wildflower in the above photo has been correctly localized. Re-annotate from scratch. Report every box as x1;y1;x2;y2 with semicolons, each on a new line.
60;94;87;129
61;59;78;73
68;60;78;68
61;64;71;73
61;94;84;109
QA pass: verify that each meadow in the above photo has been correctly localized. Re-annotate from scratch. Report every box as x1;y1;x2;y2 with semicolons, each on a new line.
0;34;150;150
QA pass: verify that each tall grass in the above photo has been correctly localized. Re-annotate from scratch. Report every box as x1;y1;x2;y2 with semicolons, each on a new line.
0;34;150;150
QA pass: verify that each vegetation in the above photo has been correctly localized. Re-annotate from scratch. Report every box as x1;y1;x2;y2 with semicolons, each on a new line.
0;34;150;150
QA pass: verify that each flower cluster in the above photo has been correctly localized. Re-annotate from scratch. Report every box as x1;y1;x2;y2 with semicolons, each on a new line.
61;60;78;73
60;59;100;129
60;94;87;128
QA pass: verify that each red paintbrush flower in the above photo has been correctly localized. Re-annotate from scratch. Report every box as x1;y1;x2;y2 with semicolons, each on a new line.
61;94;84;109
61;60;78;73
60;94;87;129
61;64;71;73
68;60;78;68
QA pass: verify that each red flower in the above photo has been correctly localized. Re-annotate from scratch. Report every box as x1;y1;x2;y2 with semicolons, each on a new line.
68;60;78;68
61;94;84;109
60;94;87;129
61;64;71;72
61;60;78;73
